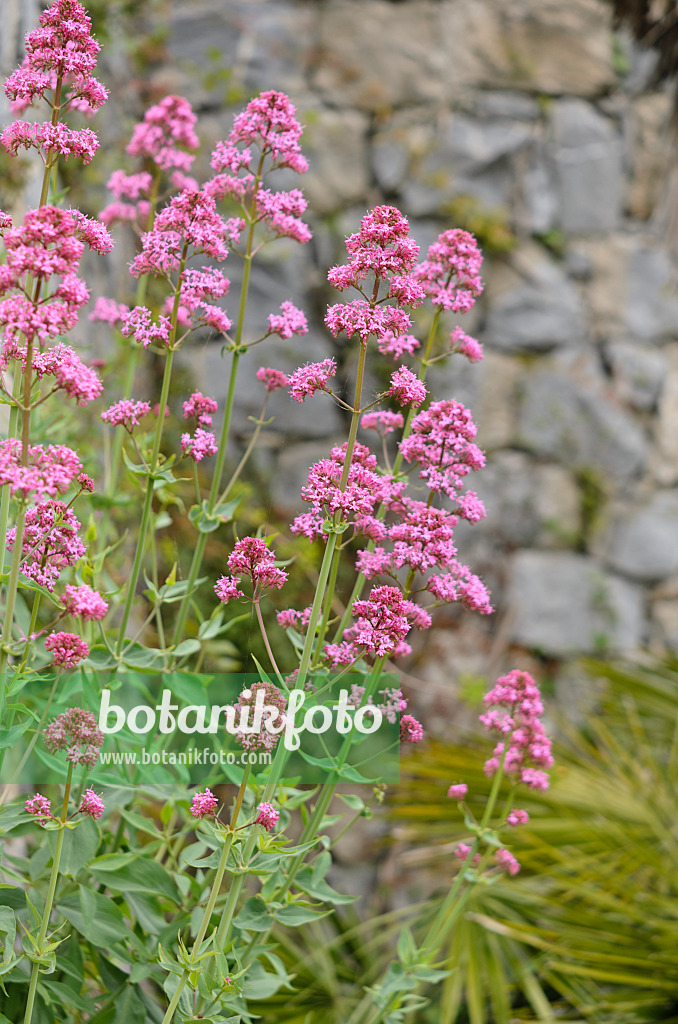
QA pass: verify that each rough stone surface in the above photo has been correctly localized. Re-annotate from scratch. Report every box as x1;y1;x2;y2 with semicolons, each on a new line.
625;247;678;342
655;345;678;485
596;491;678;582
605;339;666;411
550;99;624;233
517;362;647;484
484;252;586;352
508;550;646;656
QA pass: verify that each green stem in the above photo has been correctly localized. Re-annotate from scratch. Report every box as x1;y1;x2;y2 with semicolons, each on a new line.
115;346;175;656
160;833;234;1024
23;761;73;1024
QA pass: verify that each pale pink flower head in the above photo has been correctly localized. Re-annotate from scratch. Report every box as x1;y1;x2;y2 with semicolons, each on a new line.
267;300;308;339
62;584;108;622
44;707;104;769
79;788;105;819
254;801;280;831
256;366;289;392
327;205;420;292
127;95;199;172
234;682;287;753
451;325;483;363
506;809;529;827
414;228;484;312
45;631;89;668
101;399;150;430
214;576;245;604
495;848;521;875
26;794;53;822
481;670;552;791
0;439;82;501
190;788;219;819
448;783;468;801
387;366;427;408
360;410;404;436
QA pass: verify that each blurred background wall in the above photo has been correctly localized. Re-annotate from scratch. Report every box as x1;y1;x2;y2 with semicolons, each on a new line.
3;0;678;709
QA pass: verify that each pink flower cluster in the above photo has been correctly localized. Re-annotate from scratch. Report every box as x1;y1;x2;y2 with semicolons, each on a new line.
214;537;287;604
0;440;82;501
62;583;108;621
481;670;553;791
180;428;218;463
45;631;89;667
190;788;219;819
2;0;106;162
413;229;484;313
183;391;218;427
234;681;287;753
127;95;199;173
26;794;53;823
257;366;289;392
7;500;85;590
288;358;336;403
79;788;105;819
130;189;229;279
291;442;404;543
120;306;171;349
0;206;93;346
43;707;104;769
254;801;280;831
101;399;151;430
267;301;308;339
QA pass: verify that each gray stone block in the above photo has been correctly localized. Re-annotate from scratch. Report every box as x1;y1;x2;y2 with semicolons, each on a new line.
484;258;585;353
550;99;623;234
597;490;678;582
508;550;645;656
517;367;647;485
605;339;665;411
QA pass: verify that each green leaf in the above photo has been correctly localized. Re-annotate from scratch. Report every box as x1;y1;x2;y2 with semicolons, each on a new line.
234;896;274;932
59;886;131;947
174;639;202;657
111;985;147;1024
89;853;180;904
57;816;99;878
275;903;332;927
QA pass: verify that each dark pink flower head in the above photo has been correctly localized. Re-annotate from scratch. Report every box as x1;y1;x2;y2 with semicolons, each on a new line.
234;682;287;753
481;670;552;791
180;428;218;463
190;788;218;819
387;366;427;408
79;788;104;819
288;358;336;403
130;189;229;277
413;228;484;313
506;809;529;827
255;188;311;244
327;206;420;293
183;392;218;427
256;366;289;392
325;300;412;345
1;121;99;163
399;399;485;502
426;563;493;616
400;714;424;743
44;707;104;769
451;325;483;363
254;800;280;831
7;500;85;591
227;90;308;174
127;95;199;172
45;631;89;668
347;585;414;658
27;342;103;406
227;536;287;592
4;0;106;116
26;794;53;823
62;584;108;622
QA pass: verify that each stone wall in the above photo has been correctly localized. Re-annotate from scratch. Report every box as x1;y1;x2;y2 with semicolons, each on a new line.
4;0;678;687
